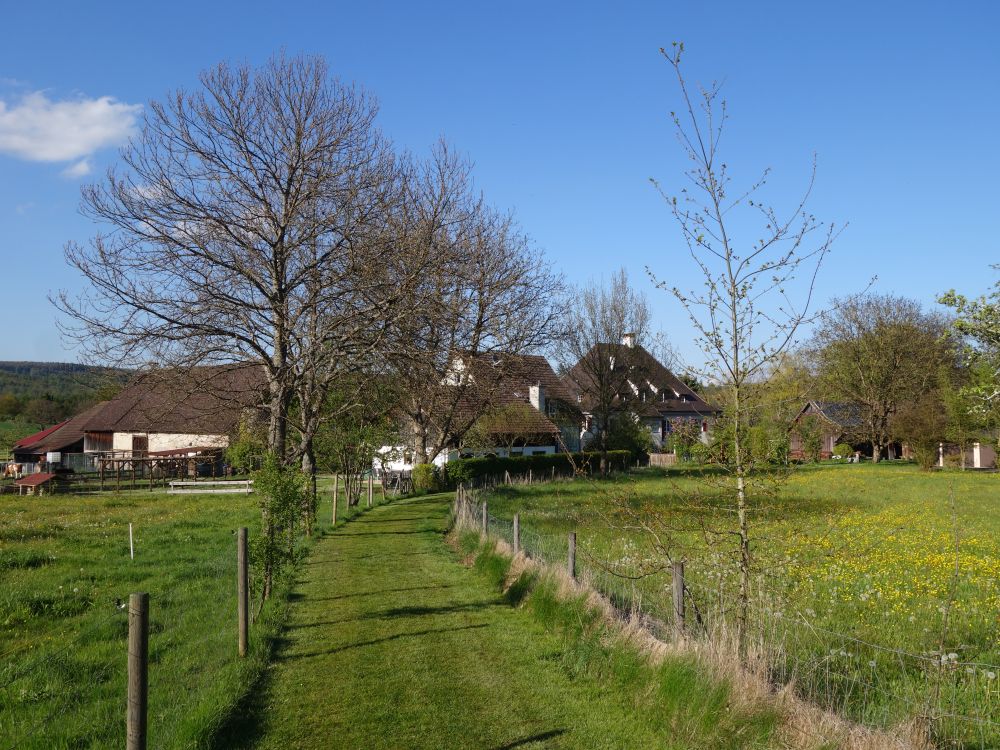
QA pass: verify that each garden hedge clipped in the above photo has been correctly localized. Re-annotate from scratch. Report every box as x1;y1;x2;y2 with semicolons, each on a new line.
443;450;632;489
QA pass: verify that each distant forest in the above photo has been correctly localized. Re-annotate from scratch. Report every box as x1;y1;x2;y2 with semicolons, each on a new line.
0;362;128;428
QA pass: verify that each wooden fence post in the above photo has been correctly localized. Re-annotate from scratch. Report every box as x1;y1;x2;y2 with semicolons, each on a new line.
127;592;149;750
481;501;488;536
672;561;685;636
367;474;373;508
332;474;338;527
513;513;520;554
528;468;532;484
237;528;249;657
568;532;576;580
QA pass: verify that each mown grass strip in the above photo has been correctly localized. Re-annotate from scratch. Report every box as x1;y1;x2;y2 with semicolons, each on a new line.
242;493;780;749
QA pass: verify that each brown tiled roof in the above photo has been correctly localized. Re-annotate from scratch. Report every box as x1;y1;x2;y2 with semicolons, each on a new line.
563;343;719;418
85;365;266;435
475;399;561;438
461;352;580;414
795;401;864;429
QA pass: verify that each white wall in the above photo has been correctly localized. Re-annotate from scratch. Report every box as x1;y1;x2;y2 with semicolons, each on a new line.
112;432;228;453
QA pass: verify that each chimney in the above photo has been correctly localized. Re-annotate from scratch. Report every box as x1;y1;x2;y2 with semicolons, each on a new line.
529;383;545;413
622;332;635;348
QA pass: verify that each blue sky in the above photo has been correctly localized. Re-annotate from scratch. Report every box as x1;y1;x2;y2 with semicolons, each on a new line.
0;0;997;366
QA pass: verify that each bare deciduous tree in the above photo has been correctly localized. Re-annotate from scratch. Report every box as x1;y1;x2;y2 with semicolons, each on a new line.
557;268;653;474
54;53;419;598
651;43;840;652
54;54;399;462
390;148;563;464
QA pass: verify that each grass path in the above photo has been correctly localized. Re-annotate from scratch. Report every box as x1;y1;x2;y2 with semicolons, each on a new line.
238;494;692;749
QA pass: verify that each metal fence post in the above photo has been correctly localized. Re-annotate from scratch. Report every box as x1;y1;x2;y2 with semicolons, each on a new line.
568;532;576;580
672;561;685;636
127;592;149;750
237;528;249;657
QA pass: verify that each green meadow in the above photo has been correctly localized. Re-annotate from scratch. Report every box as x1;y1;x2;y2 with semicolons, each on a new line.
0;478;360;749
482;463;1000;745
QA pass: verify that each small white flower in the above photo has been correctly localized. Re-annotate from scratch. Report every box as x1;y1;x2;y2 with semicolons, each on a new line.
987;672;996;680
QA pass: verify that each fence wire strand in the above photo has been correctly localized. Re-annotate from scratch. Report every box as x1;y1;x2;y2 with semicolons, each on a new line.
451;480;1000;747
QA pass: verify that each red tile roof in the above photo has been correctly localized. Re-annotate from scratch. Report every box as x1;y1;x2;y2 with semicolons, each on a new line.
12;422;68;450
15;473;57;487
12;402;109;457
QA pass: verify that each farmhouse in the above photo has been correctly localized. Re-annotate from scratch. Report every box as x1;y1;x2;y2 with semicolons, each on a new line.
788;400;918;461
80;365;265;457
10;401;108;466
380;352;582;472
458;352;583;456
788;401;864;460
562;336;719;451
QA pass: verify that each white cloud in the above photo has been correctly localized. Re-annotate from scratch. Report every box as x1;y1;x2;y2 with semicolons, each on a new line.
0;91;141;164
61;158;92;178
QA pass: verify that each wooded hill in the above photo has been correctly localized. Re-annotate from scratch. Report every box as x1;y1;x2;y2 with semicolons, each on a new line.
0;361;127;425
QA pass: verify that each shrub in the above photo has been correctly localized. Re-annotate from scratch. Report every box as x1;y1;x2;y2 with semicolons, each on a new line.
442;450;631;489
412;463;440;492
833;443;854;459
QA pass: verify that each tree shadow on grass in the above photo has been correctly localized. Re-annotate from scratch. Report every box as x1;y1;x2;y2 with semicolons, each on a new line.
299;584;457;602
492;729;568;748
286;599;500;629
338;529;436;537
276;622;489;661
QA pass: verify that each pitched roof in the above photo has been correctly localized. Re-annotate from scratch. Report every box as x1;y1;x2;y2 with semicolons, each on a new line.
12;422;68;451
563;343;719;418
84;365;266;435
474;399;561;438
15;473;57;487
460;352;579;408
12;401;109;455
797;401;864;429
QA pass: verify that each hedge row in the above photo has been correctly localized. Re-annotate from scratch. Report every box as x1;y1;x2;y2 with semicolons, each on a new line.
435;450;633;490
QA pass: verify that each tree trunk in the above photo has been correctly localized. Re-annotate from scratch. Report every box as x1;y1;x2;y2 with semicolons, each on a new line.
413;422;430;465
599;410;609;476
267;375;290;460
733;392;751;657
300;442;316;537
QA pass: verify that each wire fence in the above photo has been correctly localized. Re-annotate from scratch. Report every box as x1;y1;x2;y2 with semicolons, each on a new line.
452;483;1000;748
0;530;254;749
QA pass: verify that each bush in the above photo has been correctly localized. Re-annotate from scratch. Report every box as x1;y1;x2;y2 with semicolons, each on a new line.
832;443;854;459
442;450;631;489
413;463;441;492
